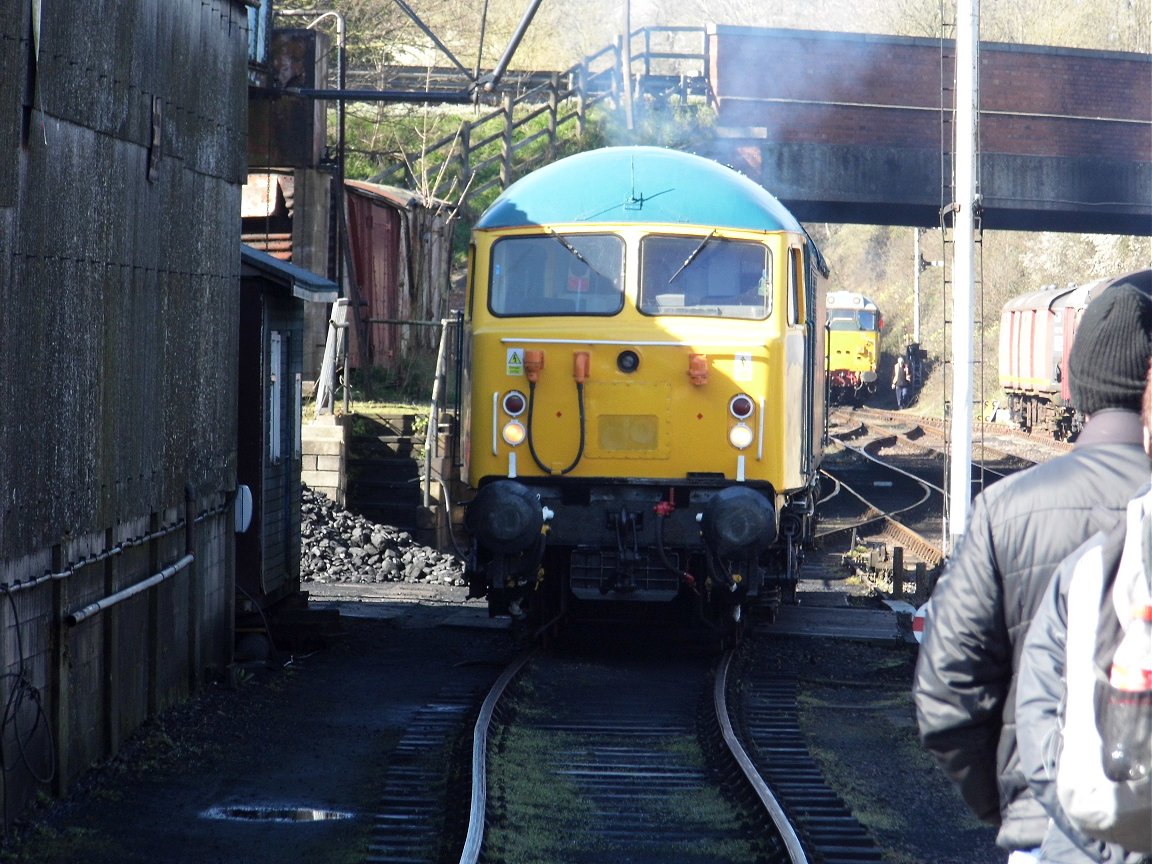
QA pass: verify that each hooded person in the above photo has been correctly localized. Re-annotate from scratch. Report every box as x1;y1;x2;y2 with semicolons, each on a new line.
914;272;1152;863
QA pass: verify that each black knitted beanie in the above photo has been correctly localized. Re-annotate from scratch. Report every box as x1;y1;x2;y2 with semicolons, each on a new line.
1067;279;1152;416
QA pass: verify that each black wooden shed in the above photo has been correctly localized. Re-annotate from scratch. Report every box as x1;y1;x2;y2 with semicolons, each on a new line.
238;245;338;612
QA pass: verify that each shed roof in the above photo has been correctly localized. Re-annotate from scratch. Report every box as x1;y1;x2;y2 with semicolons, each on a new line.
344;179;453;212
240;243;338;303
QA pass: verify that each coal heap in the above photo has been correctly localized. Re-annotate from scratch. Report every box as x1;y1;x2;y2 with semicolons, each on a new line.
300;485;466;586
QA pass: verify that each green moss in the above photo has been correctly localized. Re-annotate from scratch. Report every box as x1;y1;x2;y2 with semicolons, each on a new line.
0;825;117;864
486;713;762;862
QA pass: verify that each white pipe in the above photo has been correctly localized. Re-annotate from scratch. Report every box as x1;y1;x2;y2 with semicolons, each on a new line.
66;554;194;626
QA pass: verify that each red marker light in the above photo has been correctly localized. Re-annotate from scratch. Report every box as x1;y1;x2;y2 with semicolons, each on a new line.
729;394;754;419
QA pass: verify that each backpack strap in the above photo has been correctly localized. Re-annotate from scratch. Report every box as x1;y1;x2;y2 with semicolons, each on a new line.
1092;519;1129;732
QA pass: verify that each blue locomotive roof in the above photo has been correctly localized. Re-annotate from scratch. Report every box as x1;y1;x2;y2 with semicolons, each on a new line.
476;146;802;232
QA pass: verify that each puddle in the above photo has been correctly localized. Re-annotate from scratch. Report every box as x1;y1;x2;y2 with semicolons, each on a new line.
201;805;355;823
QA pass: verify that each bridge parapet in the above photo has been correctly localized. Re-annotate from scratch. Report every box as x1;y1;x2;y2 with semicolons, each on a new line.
705;25;1151;234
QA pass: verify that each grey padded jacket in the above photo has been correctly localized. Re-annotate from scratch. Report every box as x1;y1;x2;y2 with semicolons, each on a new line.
1016;512;1151;864
913;410;1150;851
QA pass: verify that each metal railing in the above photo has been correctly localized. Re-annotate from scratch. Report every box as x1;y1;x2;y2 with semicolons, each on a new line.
370;27;707;212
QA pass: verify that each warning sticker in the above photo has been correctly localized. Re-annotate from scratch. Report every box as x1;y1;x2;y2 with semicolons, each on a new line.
507;348;524;376
733;353;753;381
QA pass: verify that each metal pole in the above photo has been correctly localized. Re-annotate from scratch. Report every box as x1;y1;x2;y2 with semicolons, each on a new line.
622;0;634;131
424;318;452;509
500;91;514;189
477;0;546;92
949;0;980;547
913;229;922;344
389;0;472;76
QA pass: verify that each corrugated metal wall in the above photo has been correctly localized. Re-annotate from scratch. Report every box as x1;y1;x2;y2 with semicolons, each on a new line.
0;0;248;822
345;187;402;368
343;181;457;371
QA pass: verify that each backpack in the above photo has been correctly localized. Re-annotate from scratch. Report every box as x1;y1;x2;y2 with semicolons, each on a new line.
1056;513;1152;854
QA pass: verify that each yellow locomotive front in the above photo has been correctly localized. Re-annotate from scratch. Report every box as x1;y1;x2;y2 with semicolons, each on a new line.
825;291;881;405
456;147;827;632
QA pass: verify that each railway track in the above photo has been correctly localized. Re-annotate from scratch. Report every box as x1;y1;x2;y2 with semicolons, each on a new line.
833;406;1070;468
365;682;480;863
459;637;885;863
819;405;1062;577
818;437;947;572
733;665;884;863
358;405;1065;864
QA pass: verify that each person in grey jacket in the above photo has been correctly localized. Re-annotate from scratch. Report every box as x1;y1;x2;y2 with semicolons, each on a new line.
1016;487;1152;863
1014;362;1152;864
914;275;1152;861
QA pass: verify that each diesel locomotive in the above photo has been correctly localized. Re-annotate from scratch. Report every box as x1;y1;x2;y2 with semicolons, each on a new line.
825;290;881;405
450;146;829;633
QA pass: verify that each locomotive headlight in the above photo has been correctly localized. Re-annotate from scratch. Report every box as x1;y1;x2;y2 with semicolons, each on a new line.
728;423;754;450
502;420;526;446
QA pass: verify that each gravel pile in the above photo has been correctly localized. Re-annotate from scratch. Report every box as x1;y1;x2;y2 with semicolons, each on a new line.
300;485;467;586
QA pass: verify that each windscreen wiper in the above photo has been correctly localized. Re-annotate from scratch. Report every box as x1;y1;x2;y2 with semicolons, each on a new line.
546;229;610;284
668;230;716;285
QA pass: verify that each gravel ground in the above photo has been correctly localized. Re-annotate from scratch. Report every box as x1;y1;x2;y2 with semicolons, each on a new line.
0;491;1006;864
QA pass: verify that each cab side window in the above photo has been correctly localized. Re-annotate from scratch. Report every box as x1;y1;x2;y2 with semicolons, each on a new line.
788;247;804;325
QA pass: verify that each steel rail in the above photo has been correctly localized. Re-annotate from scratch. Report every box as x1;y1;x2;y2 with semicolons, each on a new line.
715;649;809;864
837;437;945;497
459;650;534;864
816;464;945;567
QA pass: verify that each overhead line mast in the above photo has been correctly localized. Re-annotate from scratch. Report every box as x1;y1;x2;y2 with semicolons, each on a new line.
948;0;980;548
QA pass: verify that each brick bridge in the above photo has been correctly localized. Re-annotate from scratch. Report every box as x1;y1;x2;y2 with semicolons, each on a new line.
701;26;1151;235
